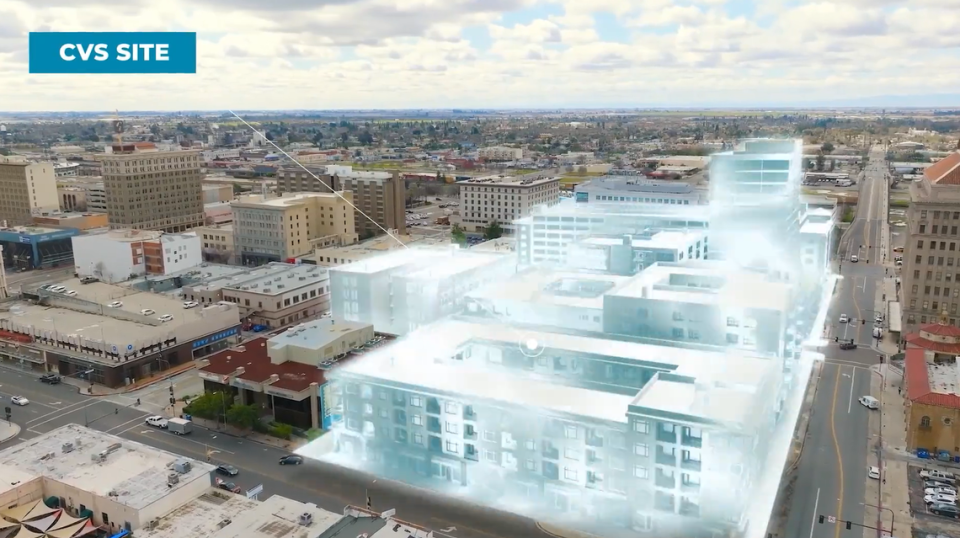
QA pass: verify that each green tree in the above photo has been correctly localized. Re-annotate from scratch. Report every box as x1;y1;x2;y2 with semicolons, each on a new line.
821;142;835;154
184;391;230;420
232;183;244;194
816;153;825;171
484;221;503;241
312;131;324;146
451;224;466;244
358;131;374;145
225;403;260;430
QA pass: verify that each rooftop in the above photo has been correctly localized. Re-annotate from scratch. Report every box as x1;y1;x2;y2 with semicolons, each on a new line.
331;246;454;275
904;322;960;354
467;268;632;310
924;152;960;185
135;492;260;538
227;264;328;295
460;174;559;187
78;228;163;243
0;225;69;236
233;192;345;208
0;424;214;510
607;261;792;312
905;348;960;408
577;177;695;194
581;230;704;251
200;337;326;393
209;495;342;538
268;318;373;353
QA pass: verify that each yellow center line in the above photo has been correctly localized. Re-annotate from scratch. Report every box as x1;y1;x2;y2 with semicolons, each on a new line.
830;365;846;538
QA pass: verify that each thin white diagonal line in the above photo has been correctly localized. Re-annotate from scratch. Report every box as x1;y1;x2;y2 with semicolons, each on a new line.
227;110;408;250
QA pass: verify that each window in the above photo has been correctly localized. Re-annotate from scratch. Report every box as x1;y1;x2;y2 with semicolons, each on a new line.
564;448;580;460
412;415;423;426
563;468;578;481
524;440;536;451
634;443;649;456
445;422;459;434
634;465;649;479
410;396;422;407
445;441;459;453
564;425;578;439
921;416;932;428
363;403;373;415
634;420;650;434
413;433;423;444
484;450;498;462
525;459;536;471
483;430;497;442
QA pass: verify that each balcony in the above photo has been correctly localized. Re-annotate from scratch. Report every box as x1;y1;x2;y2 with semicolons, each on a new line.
653;492;675;512
585;433;604;448
680;480;700;493
655;450;676;467
426;398;441;415
465;446;479;462
655;471;676;489
681;459;702;472
656;428;677;444
542;445;560;460
681;434;702;448
463;406;477;421
463;427;477;441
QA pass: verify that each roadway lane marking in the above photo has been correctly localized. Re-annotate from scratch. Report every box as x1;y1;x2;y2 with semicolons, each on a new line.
829;365;846;538
26;400;102;429
105;416;149;434
808;487;820;538
129;429;236;455
848;368;856;414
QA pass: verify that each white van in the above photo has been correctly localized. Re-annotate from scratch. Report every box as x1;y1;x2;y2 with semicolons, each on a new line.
873;327;883;339
859;396;879;409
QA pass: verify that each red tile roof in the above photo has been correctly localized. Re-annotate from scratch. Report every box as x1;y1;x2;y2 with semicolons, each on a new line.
924;151;960;185
199;337;324;394
905;333;960;354
905;347;960;408
921;323;960;338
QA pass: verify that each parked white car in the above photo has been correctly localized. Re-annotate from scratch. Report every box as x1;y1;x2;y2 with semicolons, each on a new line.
141;309;156;316
64;290;77;297
926;493;957;505
868;466;881;479
48;285;66;293
10;396;28;406
158;314;174;322
145;416;168;428
839;314;849;324
925;487;958;496
920;469;956;481
107;301;123;308
859;396;879;409
182;301;199;309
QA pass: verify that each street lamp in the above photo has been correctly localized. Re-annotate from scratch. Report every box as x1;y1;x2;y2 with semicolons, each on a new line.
217;367;245;429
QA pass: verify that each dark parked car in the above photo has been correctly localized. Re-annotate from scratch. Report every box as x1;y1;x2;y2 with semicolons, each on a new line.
216;464;239;476
279;455;303;465
931;503;960;518
215;479;241;493
839;342;857;350
39;374;61;384
80;277;98;284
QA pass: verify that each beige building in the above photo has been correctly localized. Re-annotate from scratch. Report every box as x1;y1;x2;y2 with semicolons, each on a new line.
478;146;524;161
34;211;109;231
219;263;331;328
99;145;204;233
458;175;561;233
194;223;234;263
268;317;374;364
276;165;407;239
231;192;356;265
0;157;59;226
202;183;233;204
901;151;960;335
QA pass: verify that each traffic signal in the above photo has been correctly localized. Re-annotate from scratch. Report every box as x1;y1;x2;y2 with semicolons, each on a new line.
818;516;824;524
170;397;176;405
846;521;852;530
366;496;372;509
4;406;10;421
861;319;865;325
834;337;839;343
169;385;175;395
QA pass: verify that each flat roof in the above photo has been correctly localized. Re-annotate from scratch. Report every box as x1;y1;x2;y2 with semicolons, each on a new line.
136;492;261;538
579;177;695;194
467;268;631;310
460;175;559;187
399;251;505;281
582;230;704;250
800;221;833;235
0;225;67;235
0;424;214;510
201;337;326;393
210;495;342;538
335;336;635;423
629;371;763;427
228;264;328;295
269;318;373;352
234;192;343;208
331;247;449;275
608;262;792;312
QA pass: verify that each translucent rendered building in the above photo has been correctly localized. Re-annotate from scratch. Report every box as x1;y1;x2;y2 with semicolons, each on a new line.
299;139;835;538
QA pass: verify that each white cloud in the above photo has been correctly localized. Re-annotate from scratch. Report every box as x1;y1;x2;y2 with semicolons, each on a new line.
0;0;958;109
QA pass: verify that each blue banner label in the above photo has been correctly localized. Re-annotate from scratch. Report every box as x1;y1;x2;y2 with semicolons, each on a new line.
29;32;196;74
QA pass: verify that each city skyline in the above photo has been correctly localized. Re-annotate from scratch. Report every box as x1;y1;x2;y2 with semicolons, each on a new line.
1;0;959;110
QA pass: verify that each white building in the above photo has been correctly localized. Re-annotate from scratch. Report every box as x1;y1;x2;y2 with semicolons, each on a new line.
72;229;202;284
458;175;560;234
0;424;215;533
567;231;708;274
330;246;515;336
573;176;708;206
268;317;374;365
478;146;524;161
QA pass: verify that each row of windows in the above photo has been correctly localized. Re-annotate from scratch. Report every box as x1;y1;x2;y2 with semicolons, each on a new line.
918;210;960;221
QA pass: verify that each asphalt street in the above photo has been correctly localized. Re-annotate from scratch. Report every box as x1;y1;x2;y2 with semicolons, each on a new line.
786;146;890;538
0;365;547;538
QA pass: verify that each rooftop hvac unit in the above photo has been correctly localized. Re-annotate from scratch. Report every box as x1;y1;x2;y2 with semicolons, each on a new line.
173;459;192;474
167;473;179;485
299;277;306;281
91;453;106;463
263;288;271;293
277;284;285;289
298;513;313;526
251;284;258;288
62;442;74;453
106;443;122;453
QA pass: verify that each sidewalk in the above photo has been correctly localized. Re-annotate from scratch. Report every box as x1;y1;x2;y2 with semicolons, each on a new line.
62;360;198;396
185;415;309;453
0;420;20;444
862;363;912;538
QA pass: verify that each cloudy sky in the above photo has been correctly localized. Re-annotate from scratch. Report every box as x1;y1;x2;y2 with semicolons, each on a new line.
1;0;959;111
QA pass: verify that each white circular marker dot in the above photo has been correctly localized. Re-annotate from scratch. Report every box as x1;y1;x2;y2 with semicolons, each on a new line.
526;338;538;351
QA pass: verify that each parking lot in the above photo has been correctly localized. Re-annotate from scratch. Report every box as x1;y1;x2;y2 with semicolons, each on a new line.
406;196;457;232
908;463;960;534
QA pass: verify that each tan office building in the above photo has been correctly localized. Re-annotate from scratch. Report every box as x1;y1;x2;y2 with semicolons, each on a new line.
0;157;60;226
231;192;357;265
458;175;561;233
276;166;406;239
901;150;960;335
99;145;204;233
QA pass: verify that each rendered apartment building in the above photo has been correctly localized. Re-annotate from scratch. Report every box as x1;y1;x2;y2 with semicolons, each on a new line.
308;139;835;538
574;176;709;206
900;150;960;335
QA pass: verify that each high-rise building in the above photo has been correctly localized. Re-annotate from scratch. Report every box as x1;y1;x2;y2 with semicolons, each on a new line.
0;157;59;225
99;145;204;233
900;150;960;334
231;192;357;265
276;165;407;238
458;175;560;234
